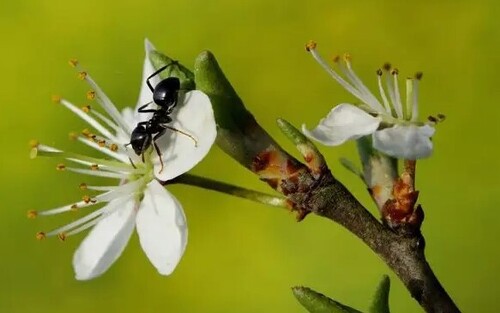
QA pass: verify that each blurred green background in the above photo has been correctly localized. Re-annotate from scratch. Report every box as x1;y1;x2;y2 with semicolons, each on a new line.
2;0;499;312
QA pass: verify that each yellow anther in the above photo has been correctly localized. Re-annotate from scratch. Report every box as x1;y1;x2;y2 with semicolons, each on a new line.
29;139;39;149
27;210;38;219
97;139;106;147
305;40;317;51
391;68;399;75
86;90;96;100
415;72;423;80
68;59;79;67
82;128;91;136
70;204;79;211
78;71;87;80
437;113;446;121
81;105;91;113
82;195;91;203
376;69;383;76
79;183;87;190
56;163;66;171
383;63;392;71
68;132;78;141
57;233;67;242
36;232;46;240
109;143;119;152
343;53;352;63
90;164;99;170
51;95;62;103
332;55;340;63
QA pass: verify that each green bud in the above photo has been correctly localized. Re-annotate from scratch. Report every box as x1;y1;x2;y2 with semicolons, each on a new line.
292;286;362;313
194;50;278;168
369;275;391;313
149;50;195;91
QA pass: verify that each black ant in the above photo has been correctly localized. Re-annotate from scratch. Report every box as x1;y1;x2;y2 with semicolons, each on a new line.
127;62;197;173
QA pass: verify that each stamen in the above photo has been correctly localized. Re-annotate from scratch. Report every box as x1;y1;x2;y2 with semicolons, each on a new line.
405;78;414;120
82;74;132;134
90;110;123;135
45;195;132;238
68;59;79;67
90;164;99;170
390;69;404;118
305;40;317;51
437;113;446;121
79;183;88;190
78;72;87;80
59;98;117;141
29;139;39;149
65;167;129;179
81;104;91;113
57;233;67;242
97;139;106;147
376;69;392;114
56;163;66;171
337;53;384;112
51;95;62;103
85;185;117;191
86;90;96;100
411;74;421;121
305;42;369;104
77;137;130;163
30;143;62;159
109;143;119;152
36;232;46;240
27;210;37;219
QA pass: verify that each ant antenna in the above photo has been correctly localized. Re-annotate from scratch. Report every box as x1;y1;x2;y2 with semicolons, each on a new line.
146;61;179;92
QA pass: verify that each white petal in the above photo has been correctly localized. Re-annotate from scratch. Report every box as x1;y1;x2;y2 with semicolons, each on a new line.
153;90;217;181
135;38;160;122
136;180;187;275
372;124;435;159
72;198;137;280
302;103;381;146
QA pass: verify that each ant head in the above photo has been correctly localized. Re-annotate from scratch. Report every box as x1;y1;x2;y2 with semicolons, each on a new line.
153;77;181;109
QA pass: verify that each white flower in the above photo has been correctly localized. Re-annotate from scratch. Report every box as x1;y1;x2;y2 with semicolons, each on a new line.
29;39;217;280
302;42;437;160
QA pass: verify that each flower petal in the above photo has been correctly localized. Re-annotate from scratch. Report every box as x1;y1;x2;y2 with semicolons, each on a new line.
372;124;435;159
153;90;217;181
136;180;187;275
302;103;381;146
135;38;160;122
72;198;137;280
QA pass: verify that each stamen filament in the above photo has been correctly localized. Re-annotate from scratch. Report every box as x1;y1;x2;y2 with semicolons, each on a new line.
77;137;130;163
83;74;132;135
66;167;129;179
59;99;118;142
412;78;420;122
340;57;384;112
376;70;392;114
391;70;404;118
308;48;368;103
405;78;414;120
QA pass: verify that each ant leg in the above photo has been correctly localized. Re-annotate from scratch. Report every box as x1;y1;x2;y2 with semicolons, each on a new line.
146;61;179;92
123;143;137;169
137;101;157;114
152;129;167;173
164;126;198;147
128;157;137;169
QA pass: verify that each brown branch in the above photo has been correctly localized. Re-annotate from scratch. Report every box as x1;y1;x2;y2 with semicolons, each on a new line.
304;171;460;313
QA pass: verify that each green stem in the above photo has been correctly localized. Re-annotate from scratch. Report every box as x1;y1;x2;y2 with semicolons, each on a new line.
166;174;289;209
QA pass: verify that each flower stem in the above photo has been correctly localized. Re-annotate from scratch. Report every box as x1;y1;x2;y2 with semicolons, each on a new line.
166;174;290;209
